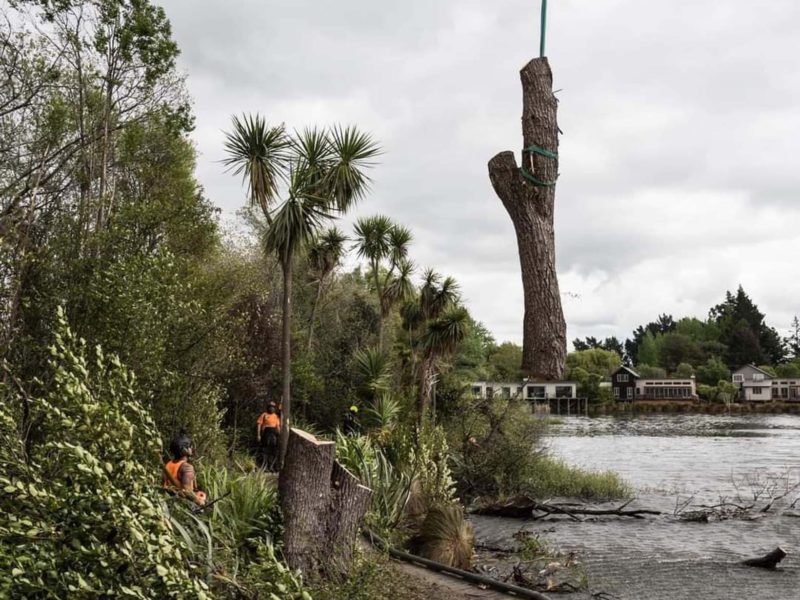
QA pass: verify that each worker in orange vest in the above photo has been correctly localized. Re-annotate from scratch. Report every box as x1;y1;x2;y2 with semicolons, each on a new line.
256;402;281;471
163;433;206;505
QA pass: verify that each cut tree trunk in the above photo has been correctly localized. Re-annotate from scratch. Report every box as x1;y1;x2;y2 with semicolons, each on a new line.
488;57;566;380
742;547;787;569
279;428;373;580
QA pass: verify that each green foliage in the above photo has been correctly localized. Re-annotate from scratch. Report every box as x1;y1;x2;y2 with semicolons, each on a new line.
446;393;629;501
197;465;279;559
695;357;731;386
353;346;392;400
238;540;311;600
710;286;786;366
334;432;412;533
403;424;458;511
637;364;667;378
0;310;209;599
566;348;619;401
525;456;632;499
776;360;800;378
636;331;660;366
487;342;523;380
447;394;546;500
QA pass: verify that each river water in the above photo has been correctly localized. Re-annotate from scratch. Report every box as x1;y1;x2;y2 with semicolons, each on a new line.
471;414;800;599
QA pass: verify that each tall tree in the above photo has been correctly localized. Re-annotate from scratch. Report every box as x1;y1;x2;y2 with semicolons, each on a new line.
353;215;414;348
224;119;379;462
487;57;566;380
710;286;785;367
402;270;466;422
306;226;348;351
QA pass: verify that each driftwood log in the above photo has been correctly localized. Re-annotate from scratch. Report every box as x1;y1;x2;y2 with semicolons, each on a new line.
742;547;787;569
473;497;661;520
488;57;566;380
279;428;372;579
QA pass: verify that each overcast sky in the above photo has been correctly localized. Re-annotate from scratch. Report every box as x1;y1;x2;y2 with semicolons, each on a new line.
160;0;800;345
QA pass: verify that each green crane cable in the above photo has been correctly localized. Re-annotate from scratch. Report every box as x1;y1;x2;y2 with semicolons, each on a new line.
520;2;558;187
539;0;548;58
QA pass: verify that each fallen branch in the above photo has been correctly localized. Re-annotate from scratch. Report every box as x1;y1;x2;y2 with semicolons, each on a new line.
473;497;661;520
742;547;787;569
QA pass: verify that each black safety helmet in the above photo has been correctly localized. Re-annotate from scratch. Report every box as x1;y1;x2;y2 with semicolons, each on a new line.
169;433;193;460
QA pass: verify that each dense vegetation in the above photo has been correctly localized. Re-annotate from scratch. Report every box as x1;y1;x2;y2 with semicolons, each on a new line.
0;1;627;598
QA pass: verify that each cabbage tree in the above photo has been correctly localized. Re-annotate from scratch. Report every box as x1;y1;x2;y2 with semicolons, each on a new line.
224;116;380;463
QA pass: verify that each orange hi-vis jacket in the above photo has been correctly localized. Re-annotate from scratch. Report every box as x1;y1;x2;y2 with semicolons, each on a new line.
257;412;280;430
163;457;189;490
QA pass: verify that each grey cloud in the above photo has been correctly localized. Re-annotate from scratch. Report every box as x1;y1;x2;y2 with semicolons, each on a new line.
160;0;800;343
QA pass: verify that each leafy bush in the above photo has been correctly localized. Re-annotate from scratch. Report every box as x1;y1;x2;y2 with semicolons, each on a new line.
446;394;629;501
0;310;210;599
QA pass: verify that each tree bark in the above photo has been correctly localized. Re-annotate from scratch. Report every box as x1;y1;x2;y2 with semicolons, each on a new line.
417;353;435;424
279;428;372;580
279;258;293;466
306;277;325;353
488;57;566;380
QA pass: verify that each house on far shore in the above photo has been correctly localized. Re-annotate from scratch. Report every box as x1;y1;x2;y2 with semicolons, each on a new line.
732;365;800;402
470;380;579;400
611;365;697;401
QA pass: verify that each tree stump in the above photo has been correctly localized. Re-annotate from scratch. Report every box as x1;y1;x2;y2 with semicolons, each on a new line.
742;547;787;569
488;57;566;380
278;428;372;580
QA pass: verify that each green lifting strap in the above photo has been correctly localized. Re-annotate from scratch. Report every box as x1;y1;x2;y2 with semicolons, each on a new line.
521;143;559;187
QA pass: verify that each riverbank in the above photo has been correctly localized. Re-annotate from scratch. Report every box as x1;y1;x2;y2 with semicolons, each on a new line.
488;413;800;599
589;400;800;416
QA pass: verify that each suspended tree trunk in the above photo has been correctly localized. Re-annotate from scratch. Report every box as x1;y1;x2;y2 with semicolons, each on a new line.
488;57;566;380
279;428;372;579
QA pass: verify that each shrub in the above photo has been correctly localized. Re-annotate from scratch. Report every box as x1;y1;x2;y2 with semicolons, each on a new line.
446;395;546;500
413;505;473;569
0;310;209;599
525;457;632;500
335;432;412;534
445;394;630;501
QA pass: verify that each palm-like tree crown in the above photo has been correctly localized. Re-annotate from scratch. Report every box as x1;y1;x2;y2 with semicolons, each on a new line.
222;114;289;220
309;226;348;279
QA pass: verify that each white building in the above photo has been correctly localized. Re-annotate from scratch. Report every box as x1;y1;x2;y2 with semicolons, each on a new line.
470;380;579;400
732;365;800;402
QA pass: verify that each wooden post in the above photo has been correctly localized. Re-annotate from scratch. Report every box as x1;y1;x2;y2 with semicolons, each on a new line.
279;428;372;580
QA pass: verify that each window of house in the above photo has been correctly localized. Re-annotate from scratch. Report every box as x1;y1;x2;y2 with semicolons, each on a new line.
528;386;545;399
486;387;494;398
502;387;511;398
733;374;744;383
613;387;620;398
752;387;763;395
753;374;765;382
627;387;633;399
555;386;572;398
617;374;629;382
